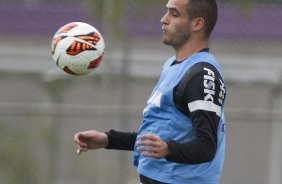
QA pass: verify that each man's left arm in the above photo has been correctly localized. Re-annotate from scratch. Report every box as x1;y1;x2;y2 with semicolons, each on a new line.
137;63;226;164
165;63;226;164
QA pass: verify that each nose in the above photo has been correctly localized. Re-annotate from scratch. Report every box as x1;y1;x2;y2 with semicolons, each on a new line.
161;12;169;25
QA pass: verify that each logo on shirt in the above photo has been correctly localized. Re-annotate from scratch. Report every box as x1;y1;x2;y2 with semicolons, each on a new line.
221;123;226;132
218;79;226;105
147;91;162;108
203;67;215;102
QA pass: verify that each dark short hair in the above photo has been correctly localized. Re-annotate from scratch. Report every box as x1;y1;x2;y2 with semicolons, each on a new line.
186;0;218;38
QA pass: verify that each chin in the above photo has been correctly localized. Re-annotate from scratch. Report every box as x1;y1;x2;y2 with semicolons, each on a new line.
162;38;171;45
163;41;174;47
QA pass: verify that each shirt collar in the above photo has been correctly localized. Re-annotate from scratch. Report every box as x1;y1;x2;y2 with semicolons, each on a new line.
171;48;210;66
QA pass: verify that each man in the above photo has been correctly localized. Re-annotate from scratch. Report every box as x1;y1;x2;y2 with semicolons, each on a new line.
74;0;226;183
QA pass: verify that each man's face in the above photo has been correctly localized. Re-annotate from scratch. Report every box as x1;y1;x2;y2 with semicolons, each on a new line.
161;0;191;48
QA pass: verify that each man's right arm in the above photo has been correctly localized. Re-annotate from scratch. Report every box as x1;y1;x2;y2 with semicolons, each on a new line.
105;130;137;151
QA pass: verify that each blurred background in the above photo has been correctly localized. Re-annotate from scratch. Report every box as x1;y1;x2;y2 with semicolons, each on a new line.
0;0;282;184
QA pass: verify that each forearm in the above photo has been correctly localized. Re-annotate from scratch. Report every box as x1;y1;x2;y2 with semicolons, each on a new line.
105;129;137;151
165;138;216;164
165;110;219;164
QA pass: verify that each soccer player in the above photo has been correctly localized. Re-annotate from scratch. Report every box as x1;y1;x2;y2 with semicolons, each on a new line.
74;0;226;183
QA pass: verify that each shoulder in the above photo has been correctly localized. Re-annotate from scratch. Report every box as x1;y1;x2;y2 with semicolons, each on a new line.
176;62;226;106
178;62;224;88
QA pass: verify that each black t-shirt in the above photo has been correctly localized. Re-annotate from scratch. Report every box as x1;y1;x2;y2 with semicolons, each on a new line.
106;49;226;164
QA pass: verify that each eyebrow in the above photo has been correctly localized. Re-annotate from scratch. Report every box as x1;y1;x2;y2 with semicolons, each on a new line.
166;6;180;14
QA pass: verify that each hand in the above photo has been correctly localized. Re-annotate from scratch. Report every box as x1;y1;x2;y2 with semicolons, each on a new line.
74;130;108;155
137;134;171;159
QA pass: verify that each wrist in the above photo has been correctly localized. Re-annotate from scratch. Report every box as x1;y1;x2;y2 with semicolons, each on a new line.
164;141;172;157
104;131;110;149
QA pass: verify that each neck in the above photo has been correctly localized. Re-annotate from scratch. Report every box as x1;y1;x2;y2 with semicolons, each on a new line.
174;38;208;61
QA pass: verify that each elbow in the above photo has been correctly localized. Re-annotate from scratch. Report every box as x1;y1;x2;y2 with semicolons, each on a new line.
202;151;216;162
201;143;217;163
195;137;217;163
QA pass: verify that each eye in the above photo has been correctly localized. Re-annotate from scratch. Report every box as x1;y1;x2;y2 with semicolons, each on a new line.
170;9;179;17
172;13;178;17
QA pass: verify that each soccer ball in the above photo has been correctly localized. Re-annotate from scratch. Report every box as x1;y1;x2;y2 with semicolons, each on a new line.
51;22;105;75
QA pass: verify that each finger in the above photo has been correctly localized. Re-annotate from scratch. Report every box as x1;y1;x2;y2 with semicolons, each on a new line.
74;132;88;147
77;147;88;155
137;141;161;149
137;136;163;146
139;134;161;141
76;144;88;151
137;146;164;159
77;141;88;148
77;148;87;155
77;144;88;151
74;132;83;143
137;145;158;152
77;148;82;155
141;151;161;159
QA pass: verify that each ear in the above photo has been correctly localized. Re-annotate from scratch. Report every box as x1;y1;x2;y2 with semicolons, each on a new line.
191;17;205;32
